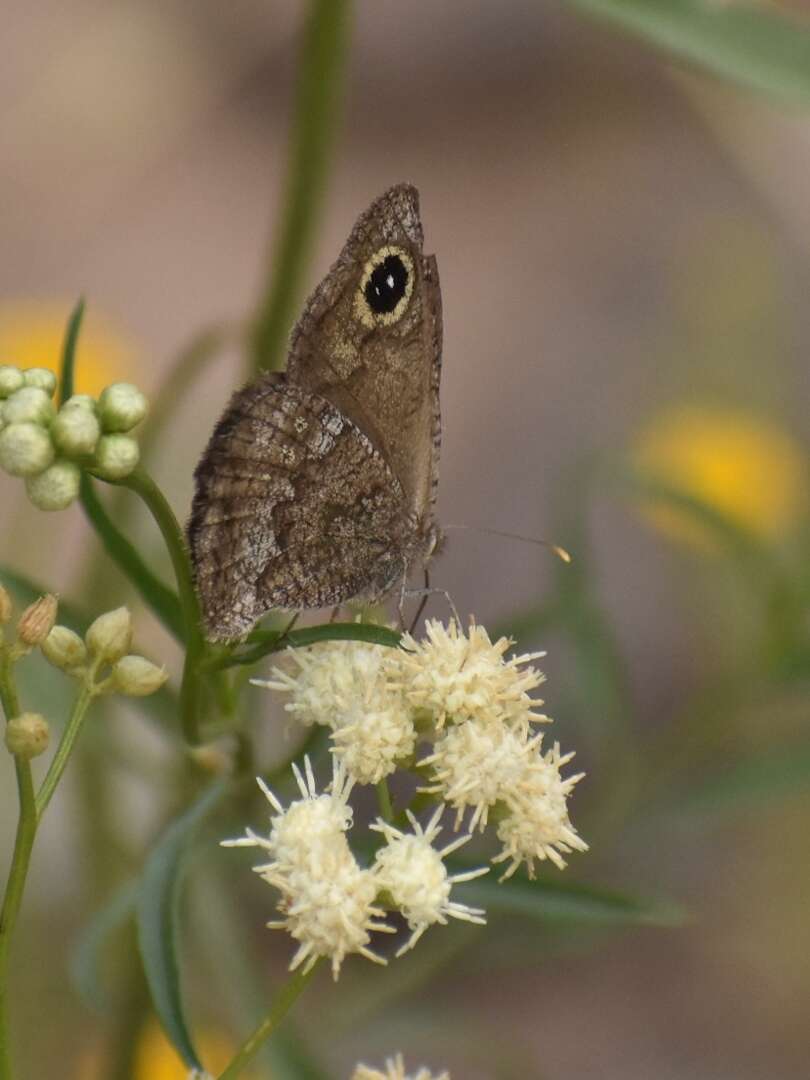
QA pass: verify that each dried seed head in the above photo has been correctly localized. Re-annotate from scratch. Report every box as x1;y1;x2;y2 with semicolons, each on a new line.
17;594;58;646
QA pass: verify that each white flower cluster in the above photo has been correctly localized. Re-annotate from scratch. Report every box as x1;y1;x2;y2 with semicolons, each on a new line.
222;759;485;979
352;1053;449;1080
260;620;587;879
226;619;586;978
0;365;148;510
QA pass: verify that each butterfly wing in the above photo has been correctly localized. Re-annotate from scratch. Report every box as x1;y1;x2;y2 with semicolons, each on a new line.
285;183;442;529
188;374;412;640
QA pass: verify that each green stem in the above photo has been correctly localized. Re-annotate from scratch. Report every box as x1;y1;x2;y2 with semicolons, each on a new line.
118;468;206;744
375;778;393;822
216;964;320;1080
250;0;352;371
0;656;36;1080
35;681;96;819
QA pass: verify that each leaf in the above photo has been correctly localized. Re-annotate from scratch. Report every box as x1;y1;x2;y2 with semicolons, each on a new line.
70;881;139;1013
57;303;185;640
136;782;229;1072
461;873;686;928
213;621;402;670
567;0;810;106
79;474;184;641
59;297;84;404
667;741;810;819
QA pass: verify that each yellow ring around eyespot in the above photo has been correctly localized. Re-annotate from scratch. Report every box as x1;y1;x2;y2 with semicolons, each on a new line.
354;245;415;329
0;300;140;397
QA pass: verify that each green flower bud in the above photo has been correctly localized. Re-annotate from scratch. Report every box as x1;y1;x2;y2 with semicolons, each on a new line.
23;368;57;396
42;625;87;672
0;423;55;476
3;387;55;426
110;654;168;696
17;594;58;646
98;383;148;433
62;394;97;412
92;434;139;480
86;606;132;664
25;460;81;511
0;366;24;398
0;584;12;624
52;406;101;457
5;713;49;759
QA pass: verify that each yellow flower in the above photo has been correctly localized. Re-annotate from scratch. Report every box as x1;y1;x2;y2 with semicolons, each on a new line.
79;1022;256;1079
0;299;138;397
632;405;806;546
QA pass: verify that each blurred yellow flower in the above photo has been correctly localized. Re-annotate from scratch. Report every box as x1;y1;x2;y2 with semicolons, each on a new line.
79;1021;256;1079
633;405;806;546
0;300;138;397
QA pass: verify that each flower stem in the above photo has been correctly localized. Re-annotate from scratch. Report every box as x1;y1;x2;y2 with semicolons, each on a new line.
376;778;394;822
118;467;206;744
35;681;96;819
250;0;352;372
216;963;320;1080
0;656;36;1080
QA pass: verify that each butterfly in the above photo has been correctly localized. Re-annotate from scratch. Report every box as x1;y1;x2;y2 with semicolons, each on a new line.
187;184;443;641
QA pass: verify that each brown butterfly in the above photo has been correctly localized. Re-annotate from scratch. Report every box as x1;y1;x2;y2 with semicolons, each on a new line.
187;184;443;641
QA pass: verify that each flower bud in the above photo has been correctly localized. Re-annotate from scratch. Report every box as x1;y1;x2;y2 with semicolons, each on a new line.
52;406;101;457
5;713;49;759
17;594;58;646
25;459;81;511
110;654;168;696
0;422;55;476
23;368;57;396
92;434;139;480
62;394;97;413
3;387;55;427
0;366;24;398
98;383;148;433
86;606;132;664
0;584;12;624
42;625;87;672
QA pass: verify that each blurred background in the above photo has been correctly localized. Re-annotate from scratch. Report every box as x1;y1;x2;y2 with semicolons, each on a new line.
2;2;810;1078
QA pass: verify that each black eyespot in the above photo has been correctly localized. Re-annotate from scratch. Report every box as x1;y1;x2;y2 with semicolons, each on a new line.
364;254;409;315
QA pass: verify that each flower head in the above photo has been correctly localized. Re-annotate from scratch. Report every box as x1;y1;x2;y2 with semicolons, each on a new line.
420;717;545;831
258;639;414;785
352;1054;449;1080
372;808;486;954
222;759;392;979
390;619;548;729
633;405;806;546
493;741;587;879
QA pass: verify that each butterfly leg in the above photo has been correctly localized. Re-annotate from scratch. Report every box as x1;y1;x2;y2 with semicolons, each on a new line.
401;579;461;629
328;605;342;624
408;569;431;634
274;611;301;649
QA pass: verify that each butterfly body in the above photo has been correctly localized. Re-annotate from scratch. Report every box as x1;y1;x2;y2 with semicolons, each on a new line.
188;184;442;641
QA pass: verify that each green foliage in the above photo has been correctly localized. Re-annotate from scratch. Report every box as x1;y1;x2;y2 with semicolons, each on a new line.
568;0;810;105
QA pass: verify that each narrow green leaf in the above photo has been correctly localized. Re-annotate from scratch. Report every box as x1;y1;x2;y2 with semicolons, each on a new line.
70;881;139;1013
59;298;84;404
212;621;402;670
136;782;229;1071
567;0;810;106
669;741;810;819
79;474;184;641
462;873;686;928
251;0;352;371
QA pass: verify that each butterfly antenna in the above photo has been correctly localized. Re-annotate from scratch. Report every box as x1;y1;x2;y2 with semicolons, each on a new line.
443;524;572;564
